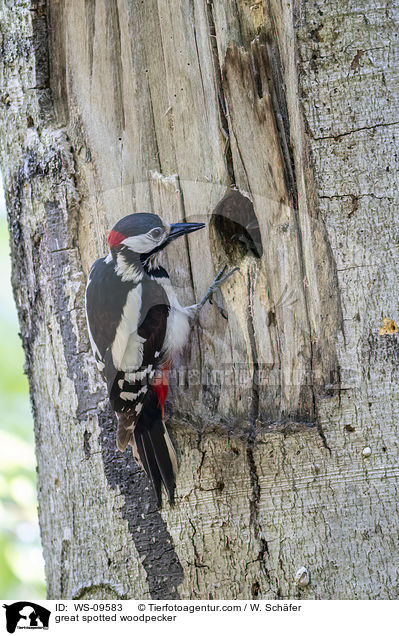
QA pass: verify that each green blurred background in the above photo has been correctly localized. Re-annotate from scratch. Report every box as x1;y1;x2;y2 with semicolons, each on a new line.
0;178;46;598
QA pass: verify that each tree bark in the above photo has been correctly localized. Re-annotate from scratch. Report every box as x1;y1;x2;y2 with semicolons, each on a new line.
0;0;398;599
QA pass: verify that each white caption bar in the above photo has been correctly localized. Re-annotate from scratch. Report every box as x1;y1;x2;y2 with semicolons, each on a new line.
1;599;396;635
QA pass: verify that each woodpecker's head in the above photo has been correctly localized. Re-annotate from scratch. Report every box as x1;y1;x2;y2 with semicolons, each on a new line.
107;213;204;260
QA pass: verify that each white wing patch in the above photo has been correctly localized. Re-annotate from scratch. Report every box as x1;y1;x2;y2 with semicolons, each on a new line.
112;285;146;371
125;365;152;382
120;391;138;401
120;333;147;372
118;370;150;410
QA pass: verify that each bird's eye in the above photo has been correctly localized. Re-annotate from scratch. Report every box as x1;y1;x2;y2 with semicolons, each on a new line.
150;227;162;240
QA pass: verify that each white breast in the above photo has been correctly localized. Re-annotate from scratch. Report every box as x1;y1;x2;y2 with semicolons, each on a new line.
154;277;191;358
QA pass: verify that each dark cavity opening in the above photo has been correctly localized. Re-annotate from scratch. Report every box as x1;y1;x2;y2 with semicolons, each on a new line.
210;188;263;264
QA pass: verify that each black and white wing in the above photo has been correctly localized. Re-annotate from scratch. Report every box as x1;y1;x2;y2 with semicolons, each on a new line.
85;257;169;415
85;256;133;368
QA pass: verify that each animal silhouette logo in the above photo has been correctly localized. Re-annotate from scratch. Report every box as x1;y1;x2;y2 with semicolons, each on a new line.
2;602;50;633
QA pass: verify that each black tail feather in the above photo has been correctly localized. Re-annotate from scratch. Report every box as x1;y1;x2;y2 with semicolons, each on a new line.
134;390;176;506
139;429;164;507
147;426;175;502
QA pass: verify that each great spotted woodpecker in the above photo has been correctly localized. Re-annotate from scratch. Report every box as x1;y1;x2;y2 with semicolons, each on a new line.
85;213;237;506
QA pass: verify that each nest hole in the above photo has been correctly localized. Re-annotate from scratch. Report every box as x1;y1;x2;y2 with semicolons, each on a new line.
210;188;263;264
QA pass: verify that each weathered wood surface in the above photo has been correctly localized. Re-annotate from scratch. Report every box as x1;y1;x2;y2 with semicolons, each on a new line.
0;0;397;599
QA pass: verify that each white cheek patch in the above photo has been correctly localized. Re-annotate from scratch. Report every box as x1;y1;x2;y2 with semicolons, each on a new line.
122;235;156;254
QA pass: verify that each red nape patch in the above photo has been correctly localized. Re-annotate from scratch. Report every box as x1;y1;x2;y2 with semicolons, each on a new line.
152;366;170;421
107;229;127;247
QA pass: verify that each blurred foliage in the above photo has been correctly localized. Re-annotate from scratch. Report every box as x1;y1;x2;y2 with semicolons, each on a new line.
0;216;46;599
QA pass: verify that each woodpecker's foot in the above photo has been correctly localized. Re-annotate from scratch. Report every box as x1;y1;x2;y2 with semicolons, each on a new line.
209;287;227;319
188;265;239;320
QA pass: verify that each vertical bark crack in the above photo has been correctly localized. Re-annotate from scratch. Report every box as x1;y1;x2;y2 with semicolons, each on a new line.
246;447;272;595
247;263;260;426
206;0;235;182
263;35;298;210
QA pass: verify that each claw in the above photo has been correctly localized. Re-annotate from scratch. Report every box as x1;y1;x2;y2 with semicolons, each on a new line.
205;265;239;317
186;265;239;320
216;265;227;278
213;288;227;319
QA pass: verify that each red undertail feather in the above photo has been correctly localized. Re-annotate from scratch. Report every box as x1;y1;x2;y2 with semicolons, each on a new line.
152;364;170;422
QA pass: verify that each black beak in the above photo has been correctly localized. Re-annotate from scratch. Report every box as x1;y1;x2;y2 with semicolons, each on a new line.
166;222;205;244
141;221;205;265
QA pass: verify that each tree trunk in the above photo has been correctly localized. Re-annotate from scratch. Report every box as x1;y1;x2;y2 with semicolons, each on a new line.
1;0;397;599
